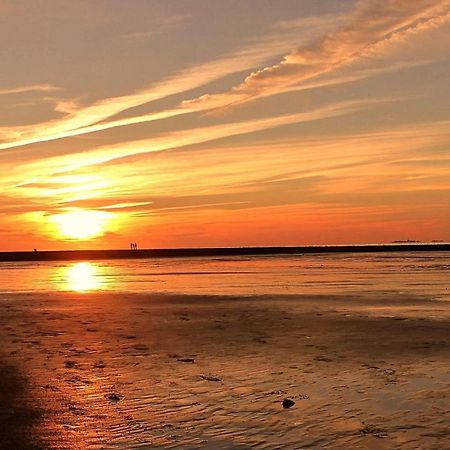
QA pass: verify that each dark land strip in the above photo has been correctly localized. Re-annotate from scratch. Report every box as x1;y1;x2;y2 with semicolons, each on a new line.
1;243;449;262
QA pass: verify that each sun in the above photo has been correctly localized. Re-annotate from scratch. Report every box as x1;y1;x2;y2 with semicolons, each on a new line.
52;209;112;240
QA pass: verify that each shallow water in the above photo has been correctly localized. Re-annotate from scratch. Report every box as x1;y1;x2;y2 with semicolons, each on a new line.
0;251;448;299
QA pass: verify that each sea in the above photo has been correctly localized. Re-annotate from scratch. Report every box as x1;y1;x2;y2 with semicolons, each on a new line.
0;252;448;299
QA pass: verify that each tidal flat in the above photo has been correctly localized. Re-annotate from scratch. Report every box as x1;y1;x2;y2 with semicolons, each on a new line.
0;289;449;449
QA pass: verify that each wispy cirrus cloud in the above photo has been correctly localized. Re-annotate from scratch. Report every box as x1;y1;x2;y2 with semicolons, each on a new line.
0;14;337;151
2;1;448;152
184;0;450;110
15;97;390;178
14;119;449;215
121;14;192;41
0;84;61;95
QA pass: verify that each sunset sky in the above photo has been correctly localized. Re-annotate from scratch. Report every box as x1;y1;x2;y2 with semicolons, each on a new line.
1;0;449;250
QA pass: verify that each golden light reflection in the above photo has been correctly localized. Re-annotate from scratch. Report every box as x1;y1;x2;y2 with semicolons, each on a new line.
66;262;102;292
52;209;113;240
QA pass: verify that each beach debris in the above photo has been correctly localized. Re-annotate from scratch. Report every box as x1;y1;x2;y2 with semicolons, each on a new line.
359;424;388;438
106;393;123;403
178;357;195;363
382;368;398;383
133;344;150;351
68;347;96;356
169;353;197;360
43;384;60;392
364;364;398;382
200;374;221;382
314;355;333;362
68;404;86;415
362;363;380;370
296;394;310;400
267;389;287;395
64;360;77;368
282;399;295;409
120;334;136;340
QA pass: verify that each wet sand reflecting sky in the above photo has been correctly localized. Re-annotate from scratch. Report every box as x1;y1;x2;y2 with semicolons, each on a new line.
0;252;449;299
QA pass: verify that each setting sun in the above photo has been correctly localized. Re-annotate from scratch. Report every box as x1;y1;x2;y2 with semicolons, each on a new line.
52;210;113;240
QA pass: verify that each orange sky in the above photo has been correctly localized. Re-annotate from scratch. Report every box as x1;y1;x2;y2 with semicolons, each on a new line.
1;0;449;250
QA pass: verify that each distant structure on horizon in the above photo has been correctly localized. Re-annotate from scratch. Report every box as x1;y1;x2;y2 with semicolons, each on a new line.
392;240;421;243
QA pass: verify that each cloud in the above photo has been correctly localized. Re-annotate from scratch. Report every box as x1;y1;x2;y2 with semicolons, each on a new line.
184;0;450;110
0;14;331;151
100;201;153;210
17;97;389;177
0;84;61;95
2;119;449;243
0;1;448;155
122;14;192;41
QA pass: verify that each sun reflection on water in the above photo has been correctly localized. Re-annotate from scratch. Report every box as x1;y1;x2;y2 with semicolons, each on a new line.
65;262;102;292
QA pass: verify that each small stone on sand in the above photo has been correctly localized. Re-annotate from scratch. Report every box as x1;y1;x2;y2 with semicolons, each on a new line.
133;344;149;351
282;399;295;408
107;393;123;403
200;374;221;382
359;424;388;438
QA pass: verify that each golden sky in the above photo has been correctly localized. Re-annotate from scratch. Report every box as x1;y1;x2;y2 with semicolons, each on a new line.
1;0;449;250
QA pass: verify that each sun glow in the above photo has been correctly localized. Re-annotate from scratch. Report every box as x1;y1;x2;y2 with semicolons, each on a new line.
52;209;113;240
65;262;102;292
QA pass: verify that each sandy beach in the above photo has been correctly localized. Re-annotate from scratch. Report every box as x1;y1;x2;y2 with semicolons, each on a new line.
0;291;449;449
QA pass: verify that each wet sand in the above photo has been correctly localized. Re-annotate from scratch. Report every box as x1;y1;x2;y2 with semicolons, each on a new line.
0;291;449;449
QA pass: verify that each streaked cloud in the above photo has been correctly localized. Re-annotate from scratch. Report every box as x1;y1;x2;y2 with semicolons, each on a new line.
122;14;192;41
13;97;390;178
184;0;450;110
0;84;61;95
0;14;333;150
2;1;447;152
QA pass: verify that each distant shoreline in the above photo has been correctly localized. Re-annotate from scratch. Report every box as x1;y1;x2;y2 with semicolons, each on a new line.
0;243;449;262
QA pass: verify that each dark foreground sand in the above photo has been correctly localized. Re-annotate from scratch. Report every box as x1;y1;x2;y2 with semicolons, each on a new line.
0;291;449;449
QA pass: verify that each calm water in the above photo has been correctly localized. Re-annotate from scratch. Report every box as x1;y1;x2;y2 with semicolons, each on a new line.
0;252;448;298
